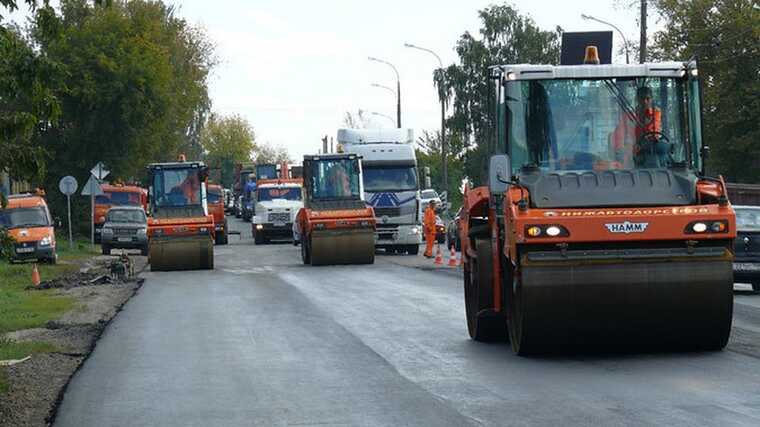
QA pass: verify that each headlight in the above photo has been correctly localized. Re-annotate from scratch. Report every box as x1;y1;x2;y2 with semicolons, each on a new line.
525;224;569;238
102;227;113;234
256;224;263;230
137;228;147;235
410;226;420;234
39;236;52;246
685;220;728;234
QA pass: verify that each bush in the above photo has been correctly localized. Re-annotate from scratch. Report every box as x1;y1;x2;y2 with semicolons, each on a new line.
0;229;14;261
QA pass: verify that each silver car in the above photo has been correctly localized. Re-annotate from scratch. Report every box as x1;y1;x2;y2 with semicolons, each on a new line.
101;206;149;255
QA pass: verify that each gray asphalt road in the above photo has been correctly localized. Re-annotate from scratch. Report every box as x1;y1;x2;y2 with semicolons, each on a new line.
55;218;760;426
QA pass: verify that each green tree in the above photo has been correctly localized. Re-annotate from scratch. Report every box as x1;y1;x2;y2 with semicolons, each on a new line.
416;130;466;212
26;0;215;232
650;0;759;182
254;141;291;164
439;3;561;186
201;113;255;188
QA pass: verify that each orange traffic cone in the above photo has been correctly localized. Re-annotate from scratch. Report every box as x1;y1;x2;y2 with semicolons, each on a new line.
31;263;41;287
434;245;444;265
448;246;458;267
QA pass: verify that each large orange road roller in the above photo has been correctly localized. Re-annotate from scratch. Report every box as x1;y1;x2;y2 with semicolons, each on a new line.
146;157;215;271
295;153;376;266
461;55;736;355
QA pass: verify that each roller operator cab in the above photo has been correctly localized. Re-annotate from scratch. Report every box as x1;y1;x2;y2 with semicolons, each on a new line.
337;128;422;255
1;192;57;264
252;179;303;244
462;59;736;354
295;154;376;266
146;160;215;271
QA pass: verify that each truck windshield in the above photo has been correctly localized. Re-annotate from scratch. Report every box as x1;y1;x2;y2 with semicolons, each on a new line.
0;207;51;229
207;190;222;204
96;191;141;206
258;187;302;201
506;77;689;173
310;159;361;200
107;209;146;223
256;165;277;180
153;168;203;207
363;166;418;192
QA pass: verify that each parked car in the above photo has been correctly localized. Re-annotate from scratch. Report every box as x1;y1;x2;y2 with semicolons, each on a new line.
420;188;442;216
100;206;148;255
446;207;462;251
234;195;243;218
1;192;57;264
224;188;234;213
733;205;760;292
435;215;446;244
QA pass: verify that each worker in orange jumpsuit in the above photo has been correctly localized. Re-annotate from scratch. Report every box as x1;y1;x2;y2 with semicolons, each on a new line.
423;200;438;258
610;86;663;168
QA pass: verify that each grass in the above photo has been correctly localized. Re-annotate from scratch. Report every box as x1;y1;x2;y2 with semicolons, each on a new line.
0;237;96;393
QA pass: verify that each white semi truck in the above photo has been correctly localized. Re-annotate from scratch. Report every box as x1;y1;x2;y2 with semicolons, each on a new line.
337;128;422;254
252;179;303;244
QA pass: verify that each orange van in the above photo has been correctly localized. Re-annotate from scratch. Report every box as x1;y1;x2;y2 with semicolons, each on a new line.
1;193;57;263
207;184;228;245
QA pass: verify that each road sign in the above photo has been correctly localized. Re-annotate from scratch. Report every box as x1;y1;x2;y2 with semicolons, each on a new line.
81;175;104;196
58;176;78;196
59;176;79;248
90;162;110;181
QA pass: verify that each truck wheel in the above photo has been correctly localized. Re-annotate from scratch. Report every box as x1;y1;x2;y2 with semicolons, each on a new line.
102;244;110;256
753;282;760;293
47;252;58;265
301;235;311;265
141;245;149;256
406;245;419;255
464;238;507;342
254;229;264;245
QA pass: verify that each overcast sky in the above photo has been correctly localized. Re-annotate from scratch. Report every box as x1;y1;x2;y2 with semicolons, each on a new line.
8;1;650;159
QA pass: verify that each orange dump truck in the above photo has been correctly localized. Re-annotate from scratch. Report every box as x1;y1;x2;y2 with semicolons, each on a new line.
207;183;229;245
1;192;57;263
461;57;735;354
95;183;147;242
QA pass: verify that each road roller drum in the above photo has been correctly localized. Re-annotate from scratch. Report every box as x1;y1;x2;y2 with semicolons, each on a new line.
309;228;374;266
149;236;214;271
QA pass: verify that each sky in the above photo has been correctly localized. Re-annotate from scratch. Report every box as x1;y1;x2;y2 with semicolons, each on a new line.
7;0;650;159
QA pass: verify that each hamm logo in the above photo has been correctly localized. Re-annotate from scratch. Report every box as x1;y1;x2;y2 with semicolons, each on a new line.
605;221;649;234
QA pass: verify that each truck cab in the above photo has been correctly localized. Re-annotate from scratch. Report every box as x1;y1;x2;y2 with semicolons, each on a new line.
94;183;147;242
1;192;57;264
337;128;422;255
252;179;303;244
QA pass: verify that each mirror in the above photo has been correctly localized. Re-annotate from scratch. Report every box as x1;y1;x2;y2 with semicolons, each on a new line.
488;154;511;195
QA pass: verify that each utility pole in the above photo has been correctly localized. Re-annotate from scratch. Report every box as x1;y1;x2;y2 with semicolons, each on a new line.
404;42;448;191
640;0;647;63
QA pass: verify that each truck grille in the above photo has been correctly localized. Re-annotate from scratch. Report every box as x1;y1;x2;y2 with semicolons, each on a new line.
373;207;401;217
115;228;138;236
268;212;290;223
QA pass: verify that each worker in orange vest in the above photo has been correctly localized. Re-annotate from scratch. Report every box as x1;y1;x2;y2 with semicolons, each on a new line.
423;200;437;258
610;86;664;168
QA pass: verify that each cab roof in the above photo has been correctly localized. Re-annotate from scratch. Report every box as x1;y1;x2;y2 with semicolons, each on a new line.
101;183;144;192
5;194;48;209
492;61;695;81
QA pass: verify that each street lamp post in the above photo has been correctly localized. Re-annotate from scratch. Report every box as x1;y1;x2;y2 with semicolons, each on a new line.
370;111;395;126
368;56;401;128
581;14;630;64
370;83;396;97
404;42;448;191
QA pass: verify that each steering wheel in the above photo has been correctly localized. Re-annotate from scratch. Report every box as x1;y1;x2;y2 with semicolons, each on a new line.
635;131;673;167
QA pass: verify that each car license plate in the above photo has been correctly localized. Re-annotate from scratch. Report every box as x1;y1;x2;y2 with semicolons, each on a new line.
274;222;285;227
16;247;34;254
118;237;132;243
734;262;760;272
